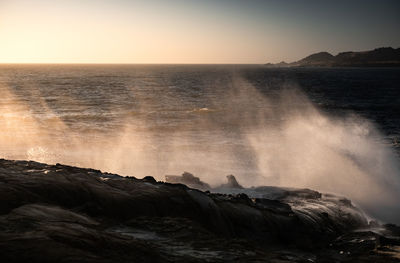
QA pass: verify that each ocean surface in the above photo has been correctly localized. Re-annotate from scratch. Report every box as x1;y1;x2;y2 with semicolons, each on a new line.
1;65;400;205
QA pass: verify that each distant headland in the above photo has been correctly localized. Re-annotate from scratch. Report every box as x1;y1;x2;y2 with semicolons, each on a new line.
266;47;400;67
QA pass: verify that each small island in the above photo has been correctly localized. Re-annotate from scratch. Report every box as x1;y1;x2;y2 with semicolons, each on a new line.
265;47;400;67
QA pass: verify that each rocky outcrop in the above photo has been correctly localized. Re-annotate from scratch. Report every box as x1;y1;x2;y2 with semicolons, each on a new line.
219;175;243;189
1;159;400;262
165;171;210;190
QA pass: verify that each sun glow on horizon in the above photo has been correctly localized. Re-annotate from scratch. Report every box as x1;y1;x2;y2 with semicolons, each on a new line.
1;0;399;64
0;0;274;64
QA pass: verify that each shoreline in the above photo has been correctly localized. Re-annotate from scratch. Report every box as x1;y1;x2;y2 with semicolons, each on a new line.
1;158;399;262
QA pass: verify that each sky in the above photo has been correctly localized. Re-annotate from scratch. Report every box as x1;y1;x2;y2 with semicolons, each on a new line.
0;0;399;64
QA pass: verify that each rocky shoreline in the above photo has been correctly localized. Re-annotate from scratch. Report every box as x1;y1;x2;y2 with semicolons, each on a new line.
1;159;399;262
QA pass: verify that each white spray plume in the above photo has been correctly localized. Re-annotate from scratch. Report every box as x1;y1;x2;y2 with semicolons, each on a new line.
0;74;399;223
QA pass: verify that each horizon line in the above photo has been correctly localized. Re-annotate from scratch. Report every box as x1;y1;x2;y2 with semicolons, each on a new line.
0;62;265;65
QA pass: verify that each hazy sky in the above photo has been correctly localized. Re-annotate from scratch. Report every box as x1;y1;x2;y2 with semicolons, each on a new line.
0;0;399;63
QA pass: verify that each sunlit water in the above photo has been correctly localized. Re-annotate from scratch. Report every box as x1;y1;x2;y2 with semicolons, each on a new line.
1;64;400;222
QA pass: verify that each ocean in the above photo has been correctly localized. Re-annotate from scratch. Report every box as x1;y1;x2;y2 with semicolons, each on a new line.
1;65;400;218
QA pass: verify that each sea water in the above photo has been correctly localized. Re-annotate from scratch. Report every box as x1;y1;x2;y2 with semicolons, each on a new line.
1;64;399;222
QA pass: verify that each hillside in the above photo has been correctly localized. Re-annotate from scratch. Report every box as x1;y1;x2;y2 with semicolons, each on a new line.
266;47;400;67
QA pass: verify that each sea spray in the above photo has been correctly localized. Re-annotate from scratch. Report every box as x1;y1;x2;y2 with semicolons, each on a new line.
0;66;399;223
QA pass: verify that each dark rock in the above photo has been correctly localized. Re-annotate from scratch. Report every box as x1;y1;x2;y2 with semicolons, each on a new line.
253;198;293;216
0;159;399;262
165;171;210;190
142;176;157;183
221;175;243;189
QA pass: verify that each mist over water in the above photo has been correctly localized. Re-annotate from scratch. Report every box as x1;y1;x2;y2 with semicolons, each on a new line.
0;65;400;223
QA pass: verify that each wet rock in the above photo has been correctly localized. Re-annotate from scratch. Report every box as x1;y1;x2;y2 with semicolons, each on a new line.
253;198;294;216
0;159;399;262
142;176;157;183
165;171;210;190
0;203;163;263
218;175;243;189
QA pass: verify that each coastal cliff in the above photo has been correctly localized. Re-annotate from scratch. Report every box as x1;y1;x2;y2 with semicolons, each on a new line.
1;159;399;262
266;47;400;67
